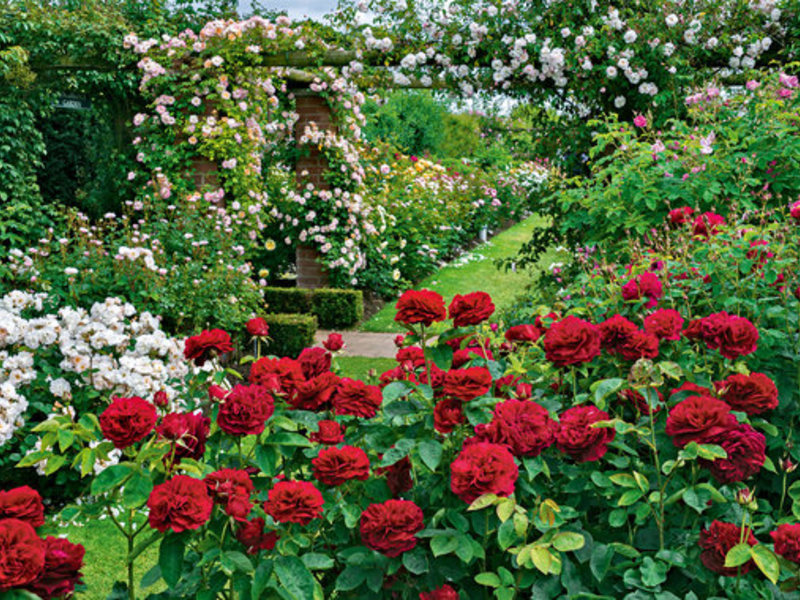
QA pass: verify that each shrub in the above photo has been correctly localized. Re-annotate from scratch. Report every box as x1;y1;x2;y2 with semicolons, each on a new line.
263;287;312;315
310;288;363;329
262;313;317;357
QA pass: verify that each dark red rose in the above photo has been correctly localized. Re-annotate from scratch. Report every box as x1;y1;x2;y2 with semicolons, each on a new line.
395;289;446;326
665;396;736;447
450;442;518;503
0;519;44;591
147;475;213;533
184;329;233;365
619;330;660;361
153;390;169;408
494;374;520;398
235;518;279;555
699;423;765;484
715;372;778;415
434;398;465;434
448;291;495;326
418;363;446;389
379;366;417;388
0;486;45;528
246;317;269;337
312;445;370;486
209;384;228;401
699;521;756;576
621;272;663;308
598;314;637;354
322;332;345;352
394;334;406;348
309;420;345;444
716;315;759;360
217;384;274;436
360;499;424;557
556;405;615;462
375;455;413;496
396;346;426;368
618;388;664;415
333;378;383;418
669;381;714;399
792;201;800;220
205;469;254;521
264;481;324;525
771;524;800;563
249;357;305;396
27;536;85;599
692;212;725;238
443;367;492;401
746;239;773;266
420;585;459;600
514;383;533;399
544;316;601;366
298;347;332;379
474;399;556;457
504;324;542;343
669;206;694;225
683;312;729;347
451;346;493;369
287;372;340;412
100;396;157;449
156;412;211;461
644;309;684;341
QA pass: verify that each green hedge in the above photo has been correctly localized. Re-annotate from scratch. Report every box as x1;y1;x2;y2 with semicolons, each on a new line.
263;313;317;358
264;287;363;329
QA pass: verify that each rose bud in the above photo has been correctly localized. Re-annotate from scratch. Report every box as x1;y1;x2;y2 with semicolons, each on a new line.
246;317;269;338
153;391;169;408
322;333;345;352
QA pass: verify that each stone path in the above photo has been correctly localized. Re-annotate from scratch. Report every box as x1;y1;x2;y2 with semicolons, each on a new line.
315;330;399;358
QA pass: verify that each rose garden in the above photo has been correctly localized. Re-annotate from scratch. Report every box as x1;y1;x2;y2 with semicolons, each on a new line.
2;1;800;599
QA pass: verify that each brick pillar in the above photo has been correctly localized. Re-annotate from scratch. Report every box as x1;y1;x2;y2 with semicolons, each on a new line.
294;89;334;288
192;157;218;189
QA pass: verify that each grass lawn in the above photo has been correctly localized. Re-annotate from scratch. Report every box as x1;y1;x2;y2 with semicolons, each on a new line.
360;214;555;333
336;355;396;381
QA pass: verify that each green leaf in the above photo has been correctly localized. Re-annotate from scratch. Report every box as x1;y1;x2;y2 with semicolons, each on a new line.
417;439;443;471
590;544;614;582
302;553;335;570
425;345;453;371
159;534;185;589
401;546;428;574
640;557;668;587
467;493;498;511
57;428;75;451
751;545;779;584
252;560;274;599
475;572;501;588
275;555;316;600
431;534;459;557
222;550;254;574
496;498;515;522
617;490;644;506
266;432;313;447
382;381;414;402
591;378;624;409
91;464;133;495
122;469;153;509
723;543;753;568
552;532;585;552
335;566;366;591
497;519;516;550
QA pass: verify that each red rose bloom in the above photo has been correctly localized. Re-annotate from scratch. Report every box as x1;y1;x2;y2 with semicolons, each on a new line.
287;372;340;412
396;346;426;368
715;372;778;415
668;206;694;225
27;536;85;599
419;363;446;388
312;445;370;486
156;412;211;461
644;309;684;341
394;289;447;326
0;486;45;528
618;388;664;415
420;585;459;600
298;347;332;379
665;396;736;447
217;384;274;436
598;314;637;354
375;455;414;496
235;518;279;555
99;396;157;449
246;317;269;337
450;442;518;503
183;329;233;365
699;423;765;484
264;481;324;526
475;399;557;457
0;519;44;591
322;332;344;352
699;521;756;576
621;272;663;308
309;420;345;444
544;316;601;366
771;524;800;563
448;291;495;326
692;212;725;238
619;330;660;361
360;499;424;557
205;469;254;521
434;398;465;434
683;312;729;347
716;315;759;360
147;475;213;533
443;367;493;401
333;378;382;418
556;405;615;462
209;384;228;401
249;357;305;395
504;324;542;343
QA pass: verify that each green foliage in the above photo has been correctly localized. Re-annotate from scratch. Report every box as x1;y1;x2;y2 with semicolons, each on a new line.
262;313;318;357
311;288;364;329
438;112;482;158
362;91;447;156
264;287;313;315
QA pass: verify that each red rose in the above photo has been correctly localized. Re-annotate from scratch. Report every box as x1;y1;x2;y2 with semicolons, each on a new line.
249;357;305;396
451;346;493;369
147;475;213;533
598;314;637;354
683;312;729;347
692;212;725;238
184;329;233;365
544;316;601;366
27;536;85;599
418;363;446;389
475;399;556;457
434;398;464;434
396;346;425;368
556;405;615;462
665;396;736;447
420;585;459;600
287;372;340;412
375;455;413;496
156;412;211;462
443;367;492;401
715;372;778;415
450;442;518;503
298;347;332;379
264;481;324;526
448;291;495;326
504;324;542;343
0;486;45;528
699;423;765;484
394;289;447;327
394;334;406;348
205;469;254;521
380;366;417;388
217;384;274;436
246;317;269;337
332;378;382;418
699;521;756;576
0;519;44;591
235;518;279;555
322;332;344;352
153;390;169;408
619;330;660;361
621;272;663;308
644;309;684;341
360;499;424;557
309;420;345;444
771;523;800;563
669;381;714;399
209;384;228;401
99;396;157;449
668;206;694;225
746;239;773;267
716;315;759;360
312;445;370;486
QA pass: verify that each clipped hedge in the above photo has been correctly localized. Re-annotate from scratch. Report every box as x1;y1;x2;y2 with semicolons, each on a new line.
263;287;363;329
262;313;317;358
